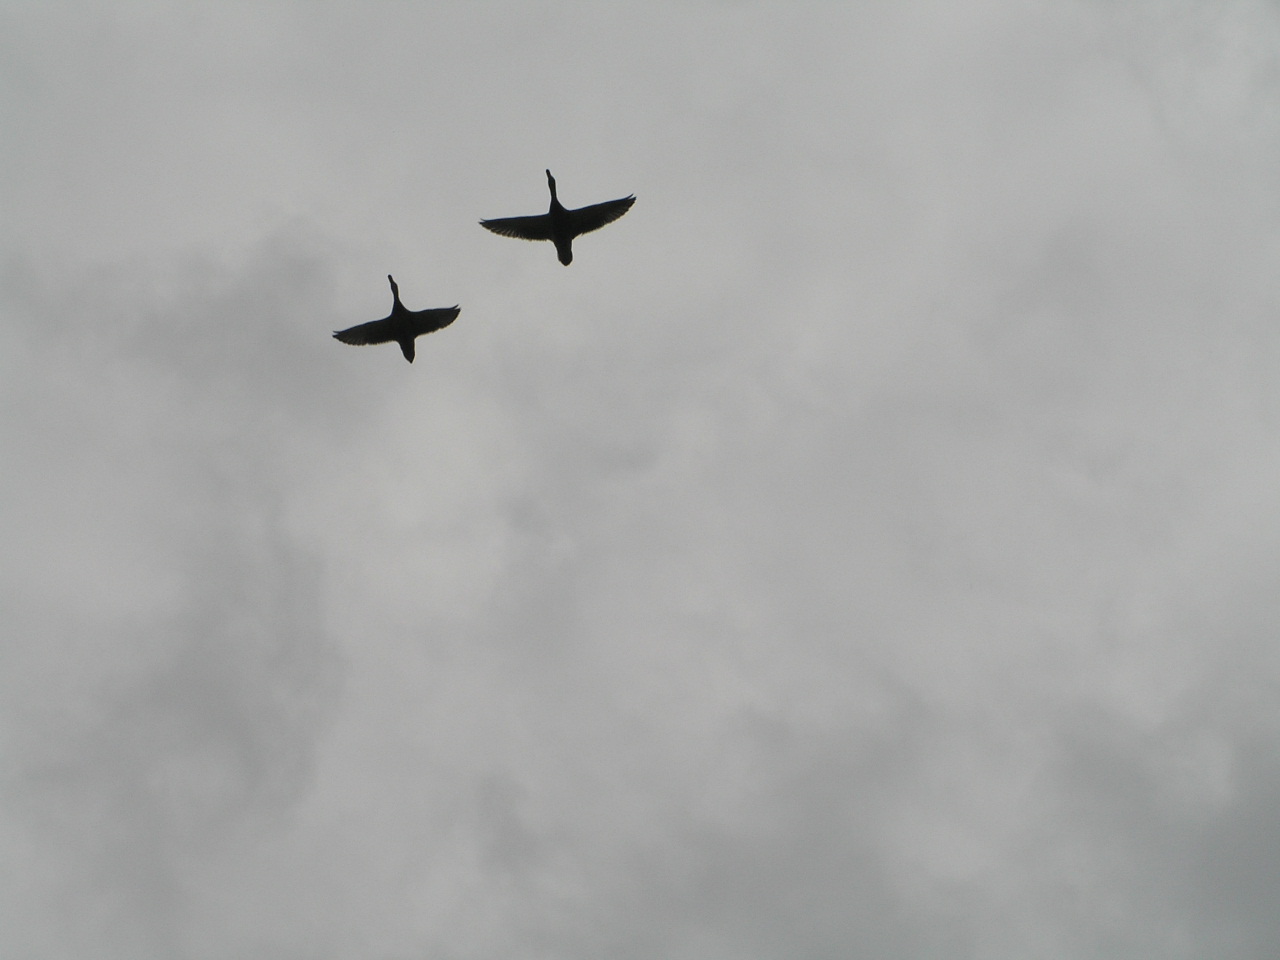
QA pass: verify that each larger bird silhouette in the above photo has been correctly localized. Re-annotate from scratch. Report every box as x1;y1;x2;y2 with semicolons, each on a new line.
480;169;635;265
333;275;459;363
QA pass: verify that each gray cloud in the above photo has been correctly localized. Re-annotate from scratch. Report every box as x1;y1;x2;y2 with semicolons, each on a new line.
5;2;1280;958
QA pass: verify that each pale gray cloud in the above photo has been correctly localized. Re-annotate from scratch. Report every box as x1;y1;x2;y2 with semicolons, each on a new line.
4;2;1280;958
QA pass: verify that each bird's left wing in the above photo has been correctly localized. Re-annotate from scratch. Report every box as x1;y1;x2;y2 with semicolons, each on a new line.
568;195;635;235
406;306;461;337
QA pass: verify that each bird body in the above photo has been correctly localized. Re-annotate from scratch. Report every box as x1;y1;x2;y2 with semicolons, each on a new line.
333;275;459;363
480;169;635;265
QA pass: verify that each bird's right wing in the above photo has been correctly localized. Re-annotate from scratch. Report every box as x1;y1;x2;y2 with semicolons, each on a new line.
406;306;461;337
479;214;553;241
333;317;395;346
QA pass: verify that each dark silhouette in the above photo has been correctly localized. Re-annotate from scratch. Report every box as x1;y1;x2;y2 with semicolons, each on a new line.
480;169;635;265
333;276;460;363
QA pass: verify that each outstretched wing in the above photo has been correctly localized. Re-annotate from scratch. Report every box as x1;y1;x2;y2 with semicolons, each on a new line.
479;214;553;241
334;317;395;346
406;306;461;337
568;195;635;236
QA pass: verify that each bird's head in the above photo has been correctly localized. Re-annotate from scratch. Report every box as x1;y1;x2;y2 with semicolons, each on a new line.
545;169;557;199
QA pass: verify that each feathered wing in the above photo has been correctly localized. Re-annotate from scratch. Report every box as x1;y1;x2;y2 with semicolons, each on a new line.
479;213;554;241
568;195;635;236
333;317;396;346
406;306;461;337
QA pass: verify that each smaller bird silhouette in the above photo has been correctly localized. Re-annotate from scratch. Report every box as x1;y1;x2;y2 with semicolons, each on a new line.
333;275;460;363
480;169;635;265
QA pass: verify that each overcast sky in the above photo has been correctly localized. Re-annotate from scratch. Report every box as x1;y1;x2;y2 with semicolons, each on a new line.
5;2;1280;958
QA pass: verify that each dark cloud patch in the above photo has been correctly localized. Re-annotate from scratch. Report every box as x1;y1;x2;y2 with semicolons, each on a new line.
3;511;341;958
1;239;349;957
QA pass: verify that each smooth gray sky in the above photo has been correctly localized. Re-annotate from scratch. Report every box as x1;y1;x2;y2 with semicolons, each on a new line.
5;2;1280;958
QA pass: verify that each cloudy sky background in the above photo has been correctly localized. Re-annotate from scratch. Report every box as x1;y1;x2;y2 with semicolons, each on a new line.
5;1;1280;957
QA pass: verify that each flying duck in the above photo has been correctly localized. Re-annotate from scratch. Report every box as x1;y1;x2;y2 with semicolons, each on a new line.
480;169;635;265
333;275;460;363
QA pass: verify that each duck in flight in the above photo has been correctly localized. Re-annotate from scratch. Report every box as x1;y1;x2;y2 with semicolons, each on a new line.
480;170;635;265
333;275;460;363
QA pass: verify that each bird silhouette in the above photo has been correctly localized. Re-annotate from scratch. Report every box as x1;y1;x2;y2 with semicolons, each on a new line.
480;169;635;265
333;275;459;363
